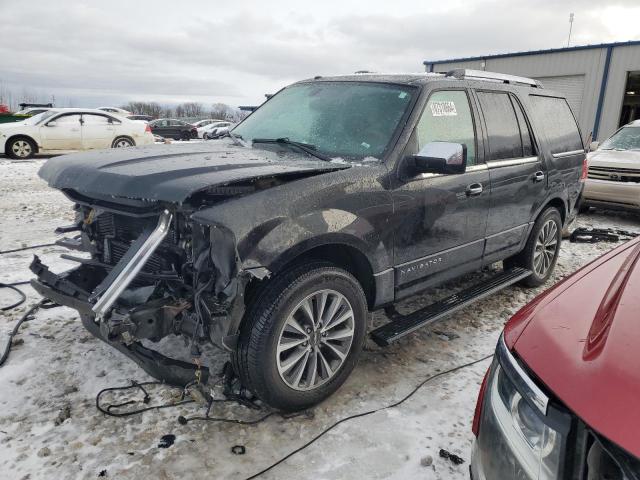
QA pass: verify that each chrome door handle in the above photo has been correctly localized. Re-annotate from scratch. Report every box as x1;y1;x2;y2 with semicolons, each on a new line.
533;171;545;182
466;183;483;196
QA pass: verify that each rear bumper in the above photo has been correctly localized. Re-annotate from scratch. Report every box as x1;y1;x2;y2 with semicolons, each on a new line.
583;179;640;211
30;256;208;386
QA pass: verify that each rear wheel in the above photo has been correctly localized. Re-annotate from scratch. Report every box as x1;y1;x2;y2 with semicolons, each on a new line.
234;262;367;411
111;137;134;148
7;137;36;159
505;207;562;287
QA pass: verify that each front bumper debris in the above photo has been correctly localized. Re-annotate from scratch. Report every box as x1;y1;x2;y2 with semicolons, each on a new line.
30;256;209;386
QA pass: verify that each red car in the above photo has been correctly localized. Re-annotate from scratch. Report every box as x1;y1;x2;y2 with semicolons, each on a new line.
471;236;640;479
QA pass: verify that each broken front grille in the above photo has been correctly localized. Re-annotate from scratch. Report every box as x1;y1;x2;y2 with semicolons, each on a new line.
94;212;178;273
588;166;640;183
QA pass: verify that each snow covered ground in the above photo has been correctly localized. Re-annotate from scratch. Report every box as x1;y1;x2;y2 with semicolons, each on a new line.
0;157;638;480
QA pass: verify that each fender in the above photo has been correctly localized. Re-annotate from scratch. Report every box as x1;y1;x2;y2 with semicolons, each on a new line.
190;165;394;274
189;165;394;349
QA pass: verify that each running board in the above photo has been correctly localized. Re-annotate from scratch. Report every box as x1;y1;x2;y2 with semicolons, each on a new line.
370;267;532;347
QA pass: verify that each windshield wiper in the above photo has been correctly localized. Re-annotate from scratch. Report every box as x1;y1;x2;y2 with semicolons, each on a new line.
251;137;331;162
226;130;248;147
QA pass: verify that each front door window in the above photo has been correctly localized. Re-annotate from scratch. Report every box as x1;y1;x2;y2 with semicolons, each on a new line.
414;90;477;165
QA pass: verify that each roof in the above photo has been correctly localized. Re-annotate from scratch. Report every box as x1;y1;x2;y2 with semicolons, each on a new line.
299;72;445;86
48;107;118;114
424;39;640;66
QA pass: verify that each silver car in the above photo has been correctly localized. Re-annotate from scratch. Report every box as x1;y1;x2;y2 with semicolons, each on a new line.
583;120;640;212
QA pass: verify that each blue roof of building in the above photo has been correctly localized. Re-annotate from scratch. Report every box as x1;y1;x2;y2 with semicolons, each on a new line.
423;40;640;66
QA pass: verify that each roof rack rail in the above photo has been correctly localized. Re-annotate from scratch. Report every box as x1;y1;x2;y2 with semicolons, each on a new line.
445;69;542;88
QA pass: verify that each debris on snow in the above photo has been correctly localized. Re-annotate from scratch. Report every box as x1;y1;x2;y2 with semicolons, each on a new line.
439;448;465;465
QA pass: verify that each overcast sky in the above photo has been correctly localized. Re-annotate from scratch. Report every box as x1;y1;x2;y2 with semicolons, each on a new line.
1;0;639;109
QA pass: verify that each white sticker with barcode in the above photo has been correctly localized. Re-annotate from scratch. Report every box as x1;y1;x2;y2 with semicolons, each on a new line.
430;101;457;116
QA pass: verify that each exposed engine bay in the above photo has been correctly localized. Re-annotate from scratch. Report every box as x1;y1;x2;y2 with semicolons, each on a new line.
31;198;270;387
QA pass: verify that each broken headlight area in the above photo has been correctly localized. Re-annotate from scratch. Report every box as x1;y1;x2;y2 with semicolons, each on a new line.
30;204;252;387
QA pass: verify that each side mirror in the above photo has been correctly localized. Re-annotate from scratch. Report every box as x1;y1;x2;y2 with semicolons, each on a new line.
589;141;599;152
410;142;467;174
46;121;57;127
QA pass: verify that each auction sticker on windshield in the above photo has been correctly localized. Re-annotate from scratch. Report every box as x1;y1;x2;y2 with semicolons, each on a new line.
430;101;457;116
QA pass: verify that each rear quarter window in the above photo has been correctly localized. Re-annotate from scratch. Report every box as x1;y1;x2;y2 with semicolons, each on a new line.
529;95;583;154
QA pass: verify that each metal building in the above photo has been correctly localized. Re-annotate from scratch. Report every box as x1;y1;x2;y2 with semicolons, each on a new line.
424;41;640;141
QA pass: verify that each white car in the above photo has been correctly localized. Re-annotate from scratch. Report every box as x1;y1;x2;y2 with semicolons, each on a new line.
97;107;132;117
0;108;155;159
193;118;225;130
583;119;640;212
198;121;233;139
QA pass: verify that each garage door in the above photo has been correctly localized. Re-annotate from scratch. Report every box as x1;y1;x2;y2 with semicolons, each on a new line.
533;74;585;117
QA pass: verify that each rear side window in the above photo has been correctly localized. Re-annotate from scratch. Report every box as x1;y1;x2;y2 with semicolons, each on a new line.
477;91;522;160
529;96;583;154
82;114;117;125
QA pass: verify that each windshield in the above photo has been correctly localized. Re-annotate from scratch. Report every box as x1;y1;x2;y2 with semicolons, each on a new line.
233;81;415;159
600;126;640;151
23;110;57;125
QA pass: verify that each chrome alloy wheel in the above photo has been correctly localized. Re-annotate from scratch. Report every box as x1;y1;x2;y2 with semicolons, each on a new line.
533;219;558;276
276;289;355;391
11;140;32;158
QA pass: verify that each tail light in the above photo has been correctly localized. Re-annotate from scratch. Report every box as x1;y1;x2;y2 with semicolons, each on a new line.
580;157;588;181
145;124;152;134
472;366;491;437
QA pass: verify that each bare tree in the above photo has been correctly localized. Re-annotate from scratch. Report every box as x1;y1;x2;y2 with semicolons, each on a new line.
182;102;203;117
121;101;164;118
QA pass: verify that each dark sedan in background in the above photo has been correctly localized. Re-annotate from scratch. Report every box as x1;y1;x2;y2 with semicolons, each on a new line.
471;237;640;479
149;118;197;140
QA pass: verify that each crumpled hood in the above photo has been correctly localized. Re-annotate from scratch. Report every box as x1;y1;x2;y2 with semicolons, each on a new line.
38;140;350;204
588;149;640;170
509;238;640;457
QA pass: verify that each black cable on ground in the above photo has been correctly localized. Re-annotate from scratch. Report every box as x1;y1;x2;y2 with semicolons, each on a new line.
242;352;494;480
96;379;271;424
0;298;58;367
94;351;493;478
96;381;196;417
0;283;27;311
178;411;277;426
0;242;56;255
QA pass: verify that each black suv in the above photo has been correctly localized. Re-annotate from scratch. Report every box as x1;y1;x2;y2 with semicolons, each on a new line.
33;70;586;411
148;118;197;140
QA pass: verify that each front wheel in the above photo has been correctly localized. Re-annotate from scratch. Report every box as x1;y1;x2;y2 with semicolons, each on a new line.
505;207;562;287
7;137;36;159
234;262;368;411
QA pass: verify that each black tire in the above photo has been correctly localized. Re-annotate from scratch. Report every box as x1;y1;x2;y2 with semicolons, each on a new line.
505;207;562;287
111;136;135;148
6;136;36;159
180;131;190;141
233;262;368;411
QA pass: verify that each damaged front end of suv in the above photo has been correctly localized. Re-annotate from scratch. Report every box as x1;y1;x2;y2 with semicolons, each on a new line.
31;142;349;387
